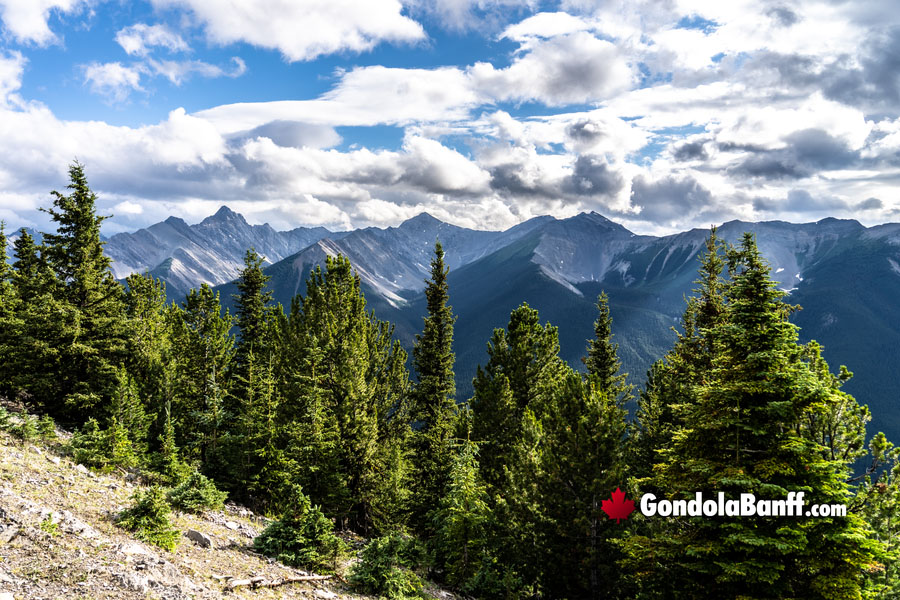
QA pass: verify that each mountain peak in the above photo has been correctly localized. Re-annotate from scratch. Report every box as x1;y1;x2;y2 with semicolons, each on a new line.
201;205;247;227
400;212;443;228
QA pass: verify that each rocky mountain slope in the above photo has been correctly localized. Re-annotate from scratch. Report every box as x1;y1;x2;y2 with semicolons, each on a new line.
103;206;346;299
0;410;446;600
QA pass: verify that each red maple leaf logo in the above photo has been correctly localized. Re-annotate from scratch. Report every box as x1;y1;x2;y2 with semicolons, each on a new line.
601;487;635;523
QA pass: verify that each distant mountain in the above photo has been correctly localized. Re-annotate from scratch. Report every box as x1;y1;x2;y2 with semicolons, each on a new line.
105;207;900;443
103;206;345;299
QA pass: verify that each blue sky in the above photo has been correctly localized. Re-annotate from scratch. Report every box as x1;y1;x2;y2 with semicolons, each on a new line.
0;0;898;235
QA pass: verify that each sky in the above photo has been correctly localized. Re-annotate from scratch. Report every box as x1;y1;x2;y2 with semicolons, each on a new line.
0;0;898;236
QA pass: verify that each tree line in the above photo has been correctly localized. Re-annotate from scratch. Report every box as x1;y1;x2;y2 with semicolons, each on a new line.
0;163;898;599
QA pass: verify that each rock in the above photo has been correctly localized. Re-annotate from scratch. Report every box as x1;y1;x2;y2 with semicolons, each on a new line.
75;463;89;475
224;520;239;531
0;592;13;600
315;589;337;599
0;525;19;544
186;529;213;548
59;511;100;539
0;566;14;583
118;542;150;557
47;455;60;466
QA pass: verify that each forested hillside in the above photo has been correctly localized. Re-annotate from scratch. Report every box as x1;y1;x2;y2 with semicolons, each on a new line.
2;165;899;599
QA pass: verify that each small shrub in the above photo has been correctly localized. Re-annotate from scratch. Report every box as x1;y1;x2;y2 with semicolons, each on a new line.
253;490;345;571
117;486;179;551
13;413;38;443
38;415;57;440
349;534;429;600
0;406;11;431
70;418;138;472
40;514;59;536
167;471;228;513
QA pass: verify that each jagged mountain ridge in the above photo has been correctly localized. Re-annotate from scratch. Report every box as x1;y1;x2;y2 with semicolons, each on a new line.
24;206;900;441
103;206;346;299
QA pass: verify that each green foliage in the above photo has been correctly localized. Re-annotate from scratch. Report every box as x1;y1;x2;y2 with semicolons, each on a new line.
252;489;345;571
279;255;411;533
40;514;59;536
621;233;883;599
35;162;128;419
0;406;10;431
13;413;39;443
117;486;179;551
410;242;458;531
69;417;138;472
37;415;57;440
432;439;490;589
166;470;228;513
169;284;233;468
349;534;428;600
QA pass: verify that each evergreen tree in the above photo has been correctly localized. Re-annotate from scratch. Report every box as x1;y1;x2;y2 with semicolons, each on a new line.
223;248;279;502
583;292;630;403
623;233;883;599
283;255;410;534
433;438;491;590
170;284;233;468
0;223;19;394
470;303;569;596
37;162;127;419
409;241;458;532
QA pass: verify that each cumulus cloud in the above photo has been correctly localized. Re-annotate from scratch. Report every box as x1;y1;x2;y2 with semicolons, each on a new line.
630;174;716;224
470;32;634;105
82;62;144;103
0;50;25;104
115;23;189;56
151;0;425;61
0;0;87;45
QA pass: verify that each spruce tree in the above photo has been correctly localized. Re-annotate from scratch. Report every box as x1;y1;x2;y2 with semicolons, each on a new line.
283;255;410;534
583;292;630;403
624;233;883;599
410;241;458;532
38;162;127;419
170;284;233;468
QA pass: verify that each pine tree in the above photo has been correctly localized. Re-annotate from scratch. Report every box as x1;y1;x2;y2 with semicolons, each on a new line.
409;241;458;532
0;223;19;394
223;248;279;501
470;303;569;595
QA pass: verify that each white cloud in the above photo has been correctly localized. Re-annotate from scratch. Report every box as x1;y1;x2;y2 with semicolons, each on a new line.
197;65;479;131
151;0;425;61
112;200;144;215
0;0;86;45
148;56;246;85
82;62;144;103
115;23;189;57
500;11;595;41
469;32;634;105
0;50;25;104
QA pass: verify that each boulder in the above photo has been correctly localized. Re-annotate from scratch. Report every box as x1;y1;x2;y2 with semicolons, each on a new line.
186;529;213;548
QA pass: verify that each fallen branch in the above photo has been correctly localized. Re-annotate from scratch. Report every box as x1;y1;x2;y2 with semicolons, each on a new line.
226;574;332;590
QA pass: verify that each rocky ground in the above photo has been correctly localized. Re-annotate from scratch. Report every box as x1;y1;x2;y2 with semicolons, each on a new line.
0;418;454;600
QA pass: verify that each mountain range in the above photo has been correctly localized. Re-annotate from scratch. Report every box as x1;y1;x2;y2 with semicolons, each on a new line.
43;207;900;444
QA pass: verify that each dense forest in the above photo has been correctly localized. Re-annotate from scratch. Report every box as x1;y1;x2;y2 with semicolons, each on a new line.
2;163;900;599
